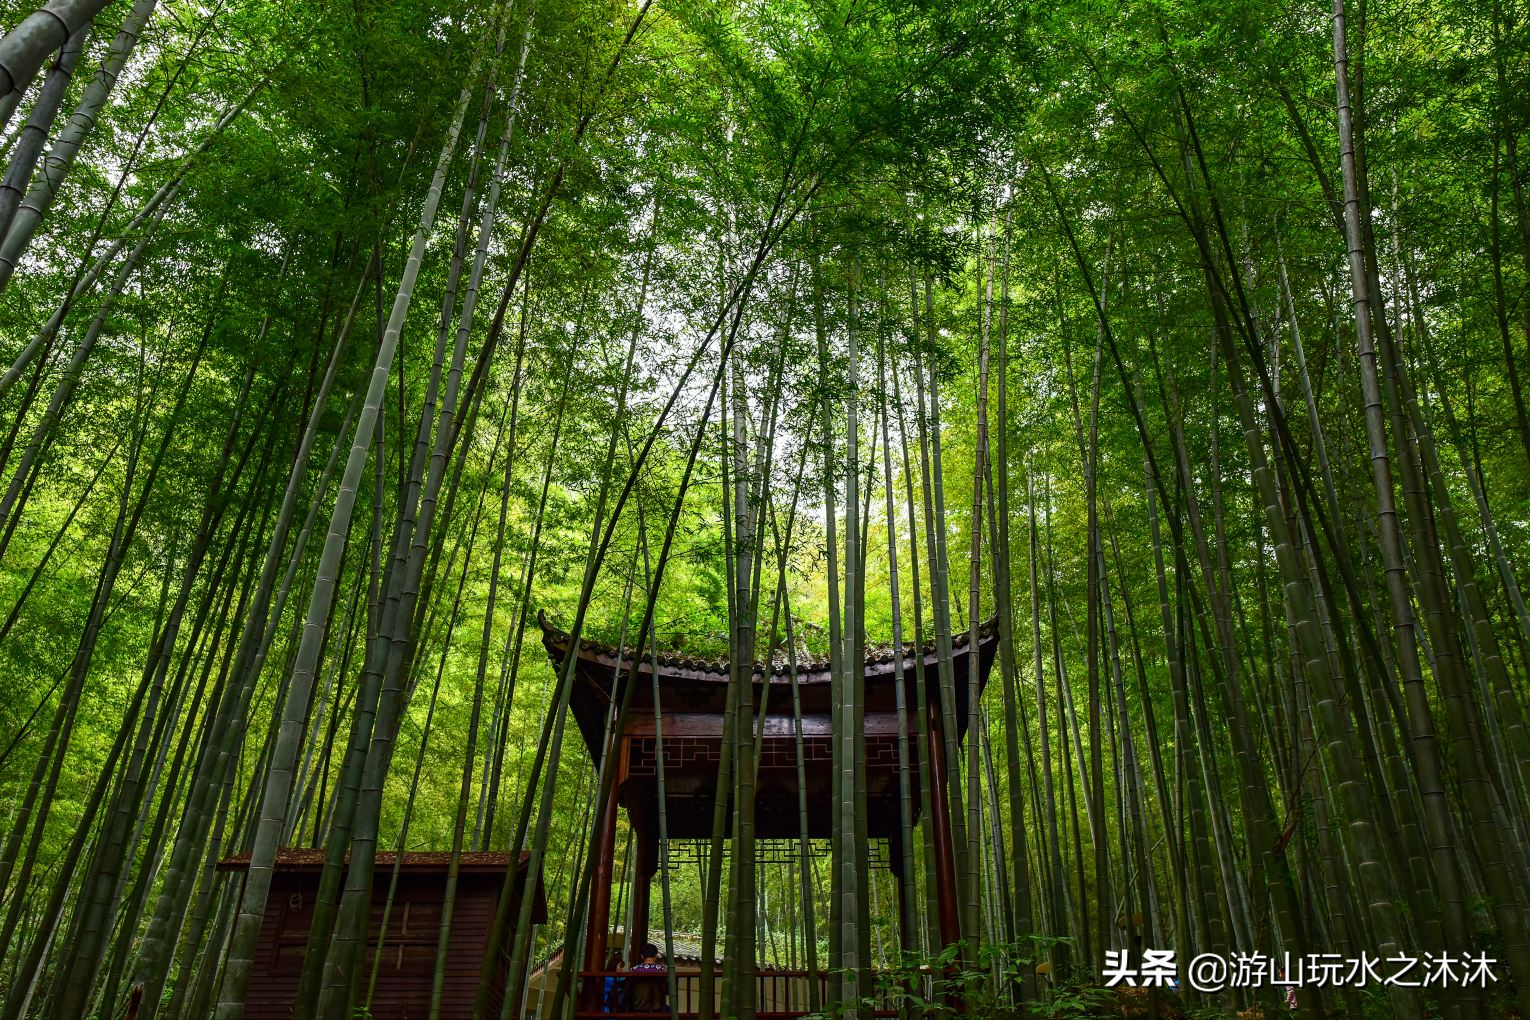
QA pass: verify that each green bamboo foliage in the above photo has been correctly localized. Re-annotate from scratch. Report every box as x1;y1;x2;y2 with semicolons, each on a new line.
0;194;178;961
2;5;1530;1020
216;54;482;1020
0;76;266;406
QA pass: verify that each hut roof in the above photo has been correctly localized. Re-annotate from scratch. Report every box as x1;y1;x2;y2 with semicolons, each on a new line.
216;850;532;874
216;849;548;921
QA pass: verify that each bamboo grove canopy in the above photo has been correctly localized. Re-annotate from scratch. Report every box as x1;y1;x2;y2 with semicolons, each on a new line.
0;0;1528;1019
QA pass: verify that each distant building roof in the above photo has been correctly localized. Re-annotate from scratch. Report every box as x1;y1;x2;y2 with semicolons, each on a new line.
528;925;795;977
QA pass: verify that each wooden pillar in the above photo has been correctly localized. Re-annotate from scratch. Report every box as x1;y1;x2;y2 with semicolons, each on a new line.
631;811;657;957
581;740;624;1009
925;706;962;952
891;836;912;953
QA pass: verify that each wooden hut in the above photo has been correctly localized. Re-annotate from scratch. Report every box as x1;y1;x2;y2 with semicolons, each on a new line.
216;849;547;1020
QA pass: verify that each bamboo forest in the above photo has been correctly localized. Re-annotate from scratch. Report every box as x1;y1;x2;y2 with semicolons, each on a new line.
5;0;1530;1017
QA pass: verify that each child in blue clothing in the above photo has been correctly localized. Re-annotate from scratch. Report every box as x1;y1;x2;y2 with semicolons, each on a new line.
602;951;625;1012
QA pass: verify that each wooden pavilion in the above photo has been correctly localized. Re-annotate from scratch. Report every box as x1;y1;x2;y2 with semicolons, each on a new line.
538;611;999;1018
216;849;547;1020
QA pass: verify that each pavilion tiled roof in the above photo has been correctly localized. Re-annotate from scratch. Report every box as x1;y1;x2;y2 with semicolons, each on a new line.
537;609;999;681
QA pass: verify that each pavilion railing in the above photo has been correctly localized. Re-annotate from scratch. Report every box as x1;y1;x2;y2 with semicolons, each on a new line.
572;968;903;1018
